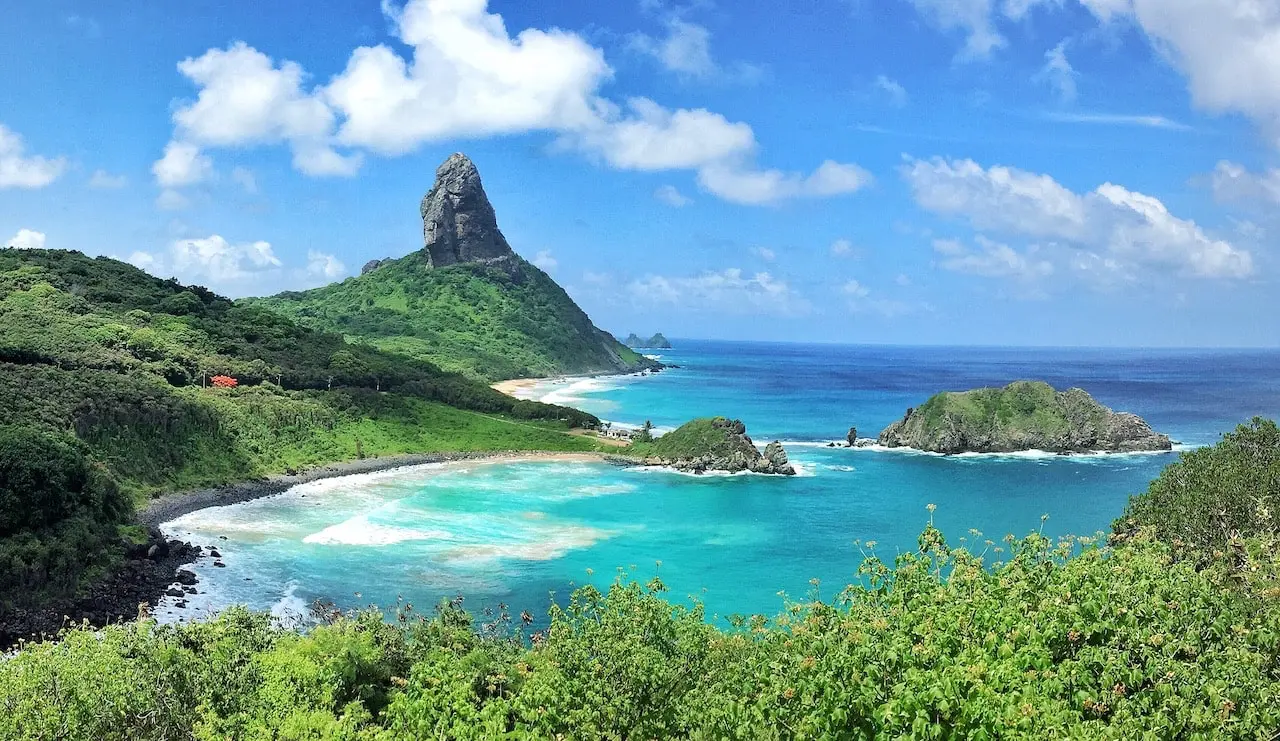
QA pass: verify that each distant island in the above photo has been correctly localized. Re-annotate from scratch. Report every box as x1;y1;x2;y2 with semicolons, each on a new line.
875;381;1173;454
629;417;795;475
622;333;673;349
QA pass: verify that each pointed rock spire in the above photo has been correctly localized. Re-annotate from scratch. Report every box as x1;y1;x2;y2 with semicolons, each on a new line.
420;153;515;268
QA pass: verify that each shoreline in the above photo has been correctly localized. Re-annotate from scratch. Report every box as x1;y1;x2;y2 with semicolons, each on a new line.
140;451;617;528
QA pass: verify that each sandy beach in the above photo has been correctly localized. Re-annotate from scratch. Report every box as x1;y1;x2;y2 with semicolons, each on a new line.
491;377;545;397
139;450;617;527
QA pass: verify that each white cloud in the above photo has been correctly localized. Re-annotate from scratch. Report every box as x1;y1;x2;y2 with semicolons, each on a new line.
904;156;1253;280
903;0;1006;58
842;279;870;298
697;159;872;205
532;249;558;271
1211;160;1280;205
842;277;921;316
1036;40;1078;103
627;268;810;315
933;235;1054;280
575;98;755;171
0;124;67;189
172;42;359;176
903;156;1088;239
830;239;857;257
153;142;212;188
1041;112;1190;130
89;170;128;189
156;1;861;207
875;75;908;106
629;18;762;83
1079;0;1280;148
327;0;607;155
232;166;258;194
4;229;46;250
752;246;776;261
170;235;282;285
654;184;691;207
305;250;346;280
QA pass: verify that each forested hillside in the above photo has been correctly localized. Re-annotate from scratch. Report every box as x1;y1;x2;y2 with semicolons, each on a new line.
0;248;603;619
253;252;651;382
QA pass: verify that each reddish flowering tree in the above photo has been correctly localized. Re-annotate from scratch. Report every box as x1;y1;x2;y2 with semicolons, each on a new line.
210;375;238;389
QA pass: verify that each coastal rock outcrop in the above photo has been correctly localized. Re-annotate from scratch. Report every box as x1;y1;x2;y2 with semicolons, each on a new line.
876;381;1172;454
361;259;388;275
622;333;673;349
634;417;796;475
420;153;516;269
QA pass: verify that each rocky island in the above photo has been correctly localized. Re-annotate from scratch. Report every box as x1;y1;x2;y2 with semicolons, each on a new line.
628;417;795;475
623;333;673;349
876;381;1173;454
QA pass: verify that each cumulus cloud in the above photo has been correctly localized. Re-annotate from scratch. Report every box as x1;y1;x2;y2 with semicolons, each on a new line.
0;124;67;189
627;268;810;316
1211;161;1280;205
4;229;46;250
126;235;283;292
89;170;128;189
305;250;346;280
155;0;863;206
152;141;213;188
171;43;359;176
903;156;1253;280
654;184;691;207
1077;0;1280;149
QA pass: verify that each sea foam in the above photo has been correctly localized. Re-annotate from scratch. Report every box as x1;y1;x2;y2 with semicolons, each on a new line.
304;515;450;546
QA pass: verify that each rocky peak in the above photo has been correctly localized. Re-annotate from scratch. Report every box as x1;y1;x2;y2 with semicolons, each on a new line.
420;153;515;269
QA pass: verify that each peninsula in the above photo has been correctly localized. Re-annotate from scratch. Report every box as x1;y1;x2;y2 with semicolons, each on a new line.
876;381;1173;454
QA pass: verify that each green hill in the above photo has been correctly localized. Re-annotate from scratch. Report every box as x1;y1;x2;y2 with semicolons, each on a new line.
254;251;648;382
250;153;652;382
0;247;604;618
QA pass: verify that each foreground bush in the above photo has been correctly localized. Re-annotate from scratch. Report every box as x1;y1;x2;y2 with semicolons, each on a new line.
3;523;1278;740
1118;418;1280;558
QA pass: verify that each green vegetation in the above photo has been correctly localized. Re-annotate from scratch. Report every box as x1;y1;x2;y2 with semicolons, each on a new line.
1117;417;1280;559
0;248;605;616
251;252;650;382
3;513;1278;738
0;427;131;608
880;381;1170;454
627;416;753;461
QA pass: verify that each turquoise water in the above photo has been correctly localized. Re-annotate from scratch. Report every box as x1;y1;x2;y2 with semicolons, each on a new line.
160;342;1280;625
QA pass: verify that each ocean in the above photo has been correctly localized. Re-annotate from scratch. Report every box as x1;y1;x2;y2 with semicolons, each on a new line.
160;341;1280;625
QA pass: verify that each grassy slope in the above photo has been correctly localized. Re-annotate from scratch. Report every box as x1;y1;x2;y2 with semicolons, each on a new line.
628;417;753;460
0;249;602;503
250;251;648;382
915;381;1093;440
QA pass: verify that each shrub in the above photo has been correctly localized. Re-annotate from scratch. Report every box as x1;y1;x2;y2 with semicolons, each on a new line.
1116;417;1280;557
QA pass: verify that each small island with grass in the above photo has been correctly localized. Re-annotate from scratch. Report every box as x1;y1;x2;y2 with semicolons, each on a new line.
876;380;1173;454
627;416;795;475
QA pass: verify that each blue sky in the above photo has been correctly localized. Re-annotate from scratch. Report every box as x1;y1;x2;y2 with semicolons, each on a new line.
1;0;1277;346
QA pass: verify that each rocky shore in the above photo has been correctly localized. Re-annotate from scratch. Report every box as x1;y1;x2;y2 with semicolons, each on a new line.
0;528;205;649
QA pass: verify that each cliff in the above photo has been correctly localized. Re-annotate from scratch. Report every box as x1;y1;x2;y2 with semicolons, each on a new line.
877;381;1172;454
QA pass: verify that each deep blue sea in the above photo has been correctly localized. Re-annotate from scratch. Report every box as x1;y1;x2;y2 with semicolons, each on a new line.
160;341;1280;625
